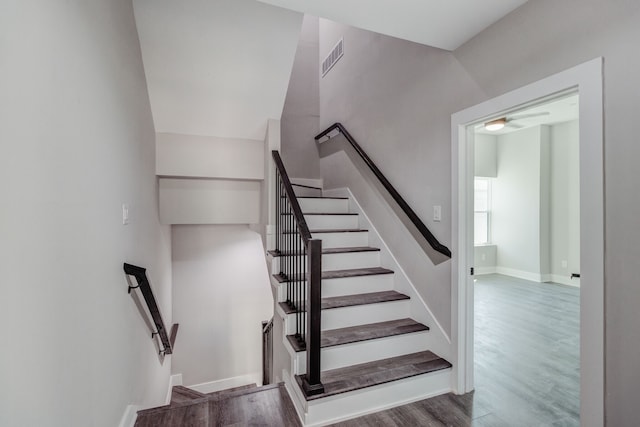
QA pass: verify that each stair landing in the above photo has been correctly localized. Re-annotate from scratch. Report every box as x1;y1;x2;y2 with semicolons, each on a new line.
135;383;300;427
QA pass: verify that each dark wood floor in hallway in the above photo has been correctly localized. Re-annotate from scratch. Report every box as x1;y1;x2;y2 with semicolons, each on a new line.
331;274;580;426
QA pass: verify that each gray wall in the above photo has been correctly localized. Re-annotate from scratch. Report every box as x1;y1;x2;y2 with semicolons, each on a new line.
315;0;640;423
474;134;498;178
171;225;273;387
280;15;321;178
492;126;547;278
0;1;172;425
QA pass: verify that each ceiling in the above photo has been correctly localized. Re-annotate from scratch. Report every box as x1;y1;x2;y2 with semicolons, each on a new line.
133;0;303;140
256;0;529;51
475;94;579;136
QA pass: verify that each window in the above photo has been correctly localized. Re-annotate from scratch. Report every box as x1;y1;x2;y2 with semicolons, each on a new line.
474;178;491;245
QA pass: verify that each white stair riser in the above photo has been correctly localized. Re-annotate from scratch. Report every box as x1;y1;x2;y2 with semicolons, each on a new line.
270;251;380;275
312;231;369;248
276;273;395;302
299;369;451;426
294;331;430;374
304;215;359;230
293;187;322;197
282;300;410;335
322;274;394;298
322;300;410;331
299;198;349;214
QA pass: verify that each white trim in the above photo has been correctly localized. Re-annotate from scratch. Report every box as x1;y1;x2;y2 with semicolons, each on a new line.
474;267;496;275
451;57;604;425
165;373;183;405
117;405;140;427
494;266;547;283
549;274;581;288
187;372;261;394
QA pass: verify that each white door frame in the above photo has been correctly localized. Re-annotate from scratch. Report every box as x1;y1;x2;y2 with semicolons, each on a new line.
450;57;604;425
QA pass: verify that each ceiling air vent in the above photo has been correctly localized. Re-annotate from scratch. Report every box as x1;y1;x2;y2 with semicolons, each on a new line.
322;38;343;77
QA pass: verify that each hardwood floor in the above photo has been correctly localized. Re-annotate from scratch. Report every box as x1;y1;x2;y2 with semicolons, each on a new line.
331;274;580;426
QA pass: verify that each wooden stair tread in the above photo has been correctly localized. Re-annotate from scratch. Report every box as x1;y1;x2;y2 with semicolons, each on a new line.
170;386;206;405
310;228;367;233
321;318;428;348
295;351;452;401
287;318;428;352
279;290;407;315
268;246;379;257
206;383;257;398
322;290;409;310
282;228;368;235
281;212;358;216
274;267;393;283
295;196;348;199
323;267;393;279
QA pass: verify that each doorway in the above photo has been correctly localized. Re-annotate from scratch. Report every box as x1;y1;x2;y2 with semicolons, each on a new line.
451;58;604;425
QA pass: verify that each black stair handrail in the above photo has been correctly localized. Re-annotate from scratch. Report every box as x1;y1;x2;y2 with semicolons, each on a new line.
315;123;452;258
272;151;324;397
124;263;179;356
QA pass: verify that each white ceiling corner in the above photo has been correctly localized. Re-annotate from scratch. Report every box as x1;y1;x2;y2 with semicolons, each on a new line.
255;0;530;51
133;0;303;140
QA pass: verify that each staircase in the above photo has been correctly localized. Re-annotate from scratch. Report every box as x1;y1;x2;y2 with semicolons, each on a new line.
134;383;300;426
271;183;452;426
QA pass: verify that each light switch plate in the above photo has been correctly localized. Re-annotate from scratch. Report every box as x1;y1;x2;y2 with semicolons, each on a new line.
433;205;441;222
122;204;130;225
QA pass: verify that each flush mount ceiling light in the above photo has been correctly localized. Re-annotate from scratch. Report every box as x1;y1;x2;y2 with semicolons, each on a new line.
485;117;506;131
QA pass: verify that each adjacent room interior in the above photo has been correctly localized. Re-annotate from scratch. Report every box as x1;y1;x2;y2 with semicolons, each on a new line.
472;93;581;425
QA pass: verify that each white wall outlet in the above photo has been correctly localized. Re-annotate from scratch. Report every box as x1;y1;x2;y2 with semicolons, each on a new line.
122;204;130;225
433;205;441;222
481;253;486;261
561;260;568;268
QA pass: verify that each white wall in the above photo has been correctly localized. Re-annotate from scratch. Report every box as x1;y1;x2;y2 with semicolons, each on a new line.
171;225;273;387
492;126;548;280
281;15;321;179
159;179;261;225
316;2;640;422
0;1;171;426
156;133;264;180
550;120;580;283
474;134;498;178
133;0;303;140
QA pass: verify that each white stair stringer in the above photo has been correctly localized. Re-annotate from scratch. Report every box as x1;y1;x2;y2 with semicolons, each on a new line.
283;367;452;427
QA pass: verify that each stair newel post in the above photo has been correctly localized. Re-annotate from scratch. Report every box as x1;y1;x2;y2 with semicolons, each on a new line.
303;238;325;396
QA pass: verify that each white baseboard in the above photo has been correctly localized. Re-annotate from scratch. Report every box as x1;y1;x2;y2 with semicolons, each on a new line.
118;405;140;427
188;372;262;394
474;267;496;275
549;274;581;287
495;266;545;283
166;373;183;405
